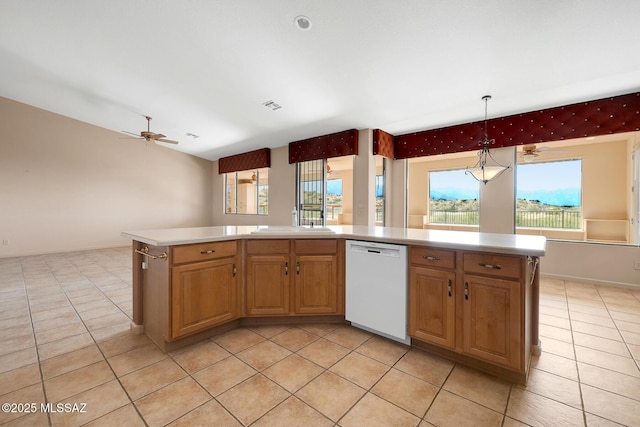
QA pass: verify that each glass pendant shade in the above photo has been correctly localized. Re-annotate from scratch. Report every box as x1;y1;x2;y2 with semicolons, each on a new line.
466;164;508;184
465;95;510;184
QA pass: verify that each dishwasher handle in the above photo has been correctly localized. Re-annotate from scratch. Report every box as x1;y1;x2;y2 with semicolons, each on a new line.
350;243;401;258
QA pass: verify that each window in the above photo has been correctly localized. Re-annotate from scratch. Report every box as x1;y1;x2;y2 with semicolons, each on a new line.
429;169;479;225
516;159;581;229
326;178;342;222
297;159;325;225
296;157;354;226
376;156;385;225
225;168;268;215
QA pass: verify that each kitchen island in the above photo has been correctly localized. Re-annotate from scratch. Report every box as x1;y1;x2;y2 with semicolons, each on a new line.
122;225;545;383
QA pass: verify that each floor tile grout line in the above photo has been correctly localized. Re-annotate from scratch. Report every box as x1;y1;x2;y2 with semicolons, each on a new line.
39;251;140;426
563;280;588;424
19;256;53;427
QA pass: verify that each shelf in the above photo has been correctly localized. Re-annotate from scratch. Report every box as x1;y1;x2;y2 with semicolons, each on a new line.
584;219;629;244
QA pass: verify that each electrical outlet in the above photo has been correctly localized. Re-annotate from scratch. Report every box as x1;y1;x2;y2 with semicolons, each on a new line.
2;239;8;246
635;261;640;270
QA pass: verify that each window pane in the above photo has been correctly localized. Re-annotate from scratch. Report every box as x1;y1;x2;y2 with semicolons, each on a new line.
225;173;237;214
327;179;342;221
429;169;479;225
258;168;268;215
224;168;268;215
516;159;582;229
376;156;385;225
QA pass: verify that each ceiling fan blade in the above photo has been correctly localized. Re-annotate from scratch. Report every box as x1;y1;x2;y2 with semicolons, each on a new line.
537;147;567;153
157;138;179;145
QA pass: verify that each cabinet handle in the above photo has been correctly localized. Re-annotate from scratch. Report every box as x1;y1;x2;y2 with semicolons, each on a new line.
233;263;237;277
478;262;501;270
447;279;452;297
464;282;469;300
296;261;300;275
423;255;440;261
200;249;216;255
284;262;288;276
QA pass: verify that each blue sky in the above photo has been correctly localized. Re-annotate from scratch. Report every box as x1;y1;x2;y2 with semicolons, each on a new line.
430;159;581;192
516;160;581;191
430;169;479;192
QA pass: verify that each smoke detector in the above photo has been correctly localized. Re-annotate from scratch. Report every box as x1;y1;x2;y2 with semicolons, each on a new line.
294;15;312;31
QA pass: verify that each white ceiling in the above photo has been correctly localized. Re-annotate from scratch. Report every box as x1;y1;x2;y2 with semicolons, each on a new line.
2;1;640;161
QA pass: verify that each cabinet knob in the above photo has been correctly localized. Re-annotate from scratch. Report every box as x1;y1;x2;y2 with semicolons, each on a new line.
233;264;237;277
447;279;452;297
284;262;289;276
200;249;216;255
296;261;300;275
464;282;469;300
423;255;440;261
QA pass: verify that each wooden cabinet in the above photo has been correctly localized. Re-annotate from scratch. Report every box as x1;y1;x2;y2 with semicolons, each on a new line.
246;240;291;315
170;241;239;340
409;266;455;349
461;252;524;371
462;274;521;370
409;246;532;380
294;239;341;315
408;247;456;349
245;239;344;316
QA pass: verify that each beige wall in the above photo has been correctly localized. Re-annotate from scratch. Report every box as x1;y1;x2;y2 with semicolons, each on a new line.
0;97;213;257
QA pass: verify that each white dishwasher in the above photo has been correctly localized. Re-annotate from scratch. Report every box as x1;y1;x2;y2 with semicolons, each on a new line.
346;240;409;344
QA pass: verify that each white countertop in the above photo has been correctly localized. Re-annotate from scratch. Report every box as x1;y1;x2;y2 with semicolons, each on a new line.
121;225;546;256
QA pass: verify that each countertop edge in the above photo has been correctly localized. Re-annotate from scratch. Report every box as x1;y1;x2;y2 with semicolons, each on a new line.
121;226;546;257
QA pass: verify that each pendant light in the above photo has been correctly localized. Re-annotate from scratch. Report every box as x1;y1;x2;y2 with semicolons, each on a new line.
465;95;511;184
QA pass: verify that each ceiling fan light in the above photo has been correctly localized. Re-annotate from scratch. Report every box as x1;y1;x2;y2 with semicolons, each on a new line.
523;153;535;162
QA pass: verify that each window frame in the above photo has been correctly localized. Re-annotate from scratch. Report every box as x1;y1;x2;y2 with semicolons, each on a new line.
224;168;269;215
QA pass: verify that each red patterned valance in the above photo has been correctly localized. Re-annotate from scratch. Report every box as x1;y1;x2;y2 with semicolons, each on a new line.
288;129;359;164
373;129;395;159
394;92;640;160
218;148;271;174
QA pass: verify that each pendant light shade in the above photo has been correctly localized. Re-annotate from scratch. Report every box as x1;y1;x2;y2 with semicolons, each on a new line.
465;95;511;184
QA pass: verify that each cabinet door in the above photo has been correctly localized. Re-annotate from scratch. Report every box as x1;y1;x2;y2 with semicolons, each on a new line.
462;274;521;370
246;255;290;315
408;266;455;349
294;255;338;314
171;258;237;339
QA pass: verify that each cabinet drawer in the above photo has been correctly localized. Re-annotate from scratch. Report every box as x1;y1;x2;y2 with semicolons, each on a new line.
410;247;455;270
463;253;522;279
294;239;338;254
247;239;290;254
172;241;237;264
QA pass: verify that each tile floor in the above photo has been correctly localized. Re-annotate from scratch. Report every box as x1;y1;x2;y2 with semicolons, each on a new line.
1;247;639;426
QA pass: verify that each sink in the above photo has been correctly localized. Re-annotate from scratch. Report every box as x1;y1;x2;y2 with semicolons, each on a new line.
251;226;335;234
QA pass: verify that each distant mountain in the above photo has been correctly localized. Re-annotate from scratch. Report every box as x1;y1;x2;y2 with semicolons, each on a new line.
517;188;580;207
431;187;580;207
430;188;479;201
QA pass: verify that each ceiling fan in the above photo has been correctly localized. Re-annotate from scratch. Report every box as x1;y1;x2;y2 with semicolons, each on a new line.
518;144;566;162
122;116;179;145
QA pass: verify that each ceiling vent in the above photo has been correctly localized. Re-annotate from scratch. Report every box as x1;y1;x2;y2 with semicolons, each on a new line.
263;100;282;111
